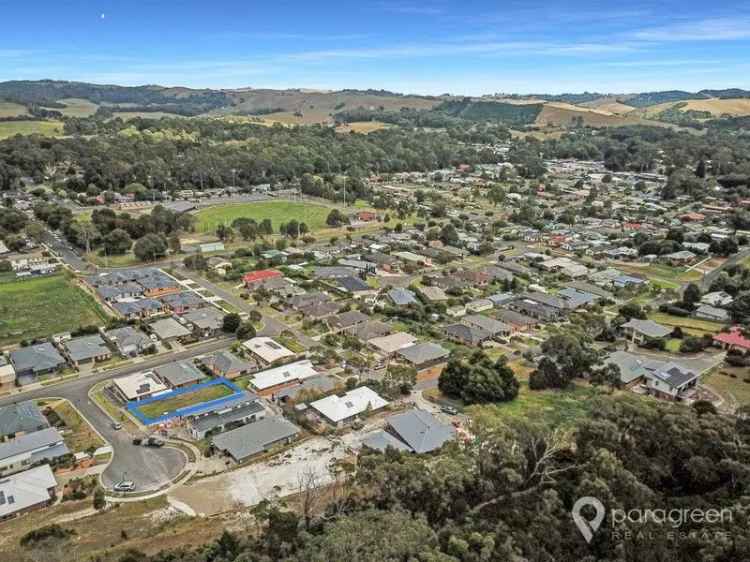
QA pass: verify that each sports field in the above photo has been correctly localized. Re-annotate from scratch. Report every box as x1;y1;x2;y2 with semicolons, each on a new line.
195;200;332;233
0;274;108;345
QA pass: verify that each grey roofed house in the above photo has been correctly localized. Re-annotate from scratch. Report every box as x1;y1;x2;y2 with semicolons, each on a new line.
387;287;419;306
154;361;206;388
557;288;598;309
62;334;110;364
648;362;700;389
159;291;205;311
183;307;225;332
199;351;255;378
522;292;568;310
694;304;729;322
418;286;448;302
564;281;613;300
190;399;265;439
0;400;49;439
111;298;165;318
335;276;371;293
487;292;515;307
386;408;455;453
328;310;369;331
104;326;151;356
0;427;69;471
480;265;514;282
211;416;300;462
361;430;412;453
621;318;672;339
444;323;492;346
149;317;192;340
275;374;339;402
313;266;357;279
397;342;450;366
10;343;66;377
346;320;392;342
462;314;511;337
495;308;537;328
603;350;653;385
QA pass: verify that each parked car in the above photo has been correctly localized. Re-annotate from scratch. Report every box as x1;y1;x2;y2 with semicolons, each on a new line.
145;436;165;447
132;438;142;446
113;480;135;492
440;405;458;416
111;422;123;430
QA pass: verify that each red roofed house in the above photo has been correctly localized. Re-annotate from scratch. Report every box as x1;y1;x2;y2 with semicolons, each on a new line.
244;269;282;289
357;211;377;222
714;327;750;352
680;212;706;222
622;222;642;231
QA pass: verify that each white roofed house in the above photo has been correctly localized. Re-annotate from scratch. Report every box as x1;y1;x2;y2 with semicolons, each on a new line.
250;359;319;398
0;464;58;521
310;386;388;428
242;337;296;367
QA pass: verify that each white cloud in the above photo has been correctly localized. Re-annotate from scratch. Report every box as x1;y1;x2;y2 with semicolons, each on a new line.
631;17;750;42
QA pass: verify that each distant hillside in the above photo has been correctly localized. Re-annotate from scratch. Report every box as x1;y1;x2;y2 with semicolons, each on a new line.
623;90;708;108
434;99;543;126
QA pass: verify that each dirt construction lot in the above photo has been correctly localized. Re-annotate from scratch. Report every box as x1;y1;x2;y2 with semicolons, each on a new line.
170;435;361;515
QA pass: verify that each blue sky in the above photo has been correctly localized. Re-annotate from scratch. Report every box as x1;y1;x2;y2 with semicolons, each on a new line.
1;1;749;94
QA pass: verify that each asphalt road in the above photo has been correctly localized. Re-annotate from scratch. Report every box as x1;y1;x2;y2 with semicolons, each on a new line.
41;229;91;272
0;337;232;491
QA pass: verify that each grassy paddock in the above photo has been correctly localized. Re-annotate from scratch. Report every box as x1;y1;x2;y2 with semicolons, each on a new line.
0;120;63;139
41;398;105;453
195;200;333;233
648;312;725;336
0;274;108;346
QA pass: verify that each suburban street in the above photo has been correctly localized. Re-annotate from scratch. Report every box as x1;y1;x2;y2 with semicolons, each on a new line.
0;337;233;491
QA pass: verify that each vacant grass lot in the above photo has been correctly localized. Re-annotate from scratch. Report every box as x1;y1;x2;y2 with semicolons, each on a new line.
649;312;725;336
0;120;63;139
705;368;750;407
41;398;105;453
467;382;601;427
137;384;233;418
195;200;332;233
0;101;28;117
0;274;108;346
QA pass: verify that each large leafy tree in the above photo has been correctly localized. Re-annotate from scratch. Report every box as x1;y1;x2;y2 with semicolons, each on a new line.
439;350;519;404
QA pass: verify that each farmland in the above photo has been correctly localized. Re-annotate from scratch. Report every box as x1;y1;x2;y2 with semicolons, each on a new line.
0;101;28;117
0;274;108;346
195;200;333;233
0;119;63;139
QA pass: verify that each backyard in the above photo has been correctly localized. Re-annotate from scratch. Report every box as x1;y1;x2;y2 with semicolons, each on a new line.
136;383;235;419
0;274;109;346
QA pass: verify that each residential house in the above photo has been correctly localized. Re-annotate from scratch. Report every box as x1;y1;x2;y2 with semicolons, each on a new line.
159;292;205;315
714;327;750;353
0;428;69;477
183;307;225;337
645;363;700;401
387;288;418;306
334;276;374;297
103;326;152;357
249;359;318;397
346;320;392;343
243;269;283;290
363;408;455;454
154;361;207;389
396;342;451;382
621;318;671;344
0;464;58;521
199;351;256;379
495;309;537;331
462;315;512;339
242;337;295;367
0;357;16;387
417;286;449;303
327;310;369;333
368;332;419;357
148;317;192;342
112;371;169;402
0;401;49;441
310;386;388;428
694;304;729;323
662;250;697;266
211;416;300;463
9;344;66;378
701;291;734;308
188;392;266;439
61;334;111;368
466;298;493;313
443;323;492;347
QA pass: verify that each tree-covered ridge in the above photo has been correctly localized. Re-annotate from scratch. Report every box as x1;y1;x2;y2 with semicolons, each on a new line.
0;80;232;114
0;117;503;192
112;395;749;562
